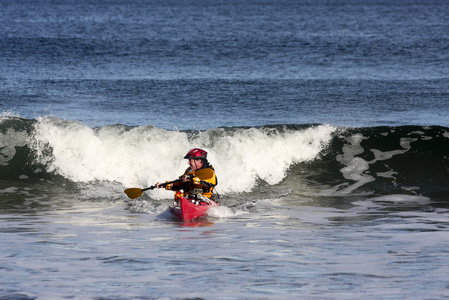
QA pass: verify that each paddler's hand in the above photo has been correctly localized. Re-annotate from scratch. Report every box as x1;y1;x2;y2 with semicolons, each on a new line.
182;174;193;182
155;182;162;188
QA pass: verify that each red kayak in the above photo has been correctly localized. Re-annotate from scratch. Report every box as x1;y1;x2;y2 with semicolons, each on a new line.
170;196;219;222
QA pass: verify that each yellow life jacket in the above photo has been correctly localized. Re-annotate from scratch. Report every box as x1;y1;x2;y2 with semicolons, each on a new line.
165;165;217;199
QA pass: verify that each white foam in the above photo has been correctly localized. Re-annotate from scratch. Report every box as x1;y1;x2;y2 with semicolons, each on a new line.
377;171;397;178
207;205;246;218
31;117;336;196
32;117;190;190
319;133;375;196
367;194;430;204
0;187;19;193
0;127;29;166
0;111;20;119
352;194;431;210
443;130;449;138
212;124;335;193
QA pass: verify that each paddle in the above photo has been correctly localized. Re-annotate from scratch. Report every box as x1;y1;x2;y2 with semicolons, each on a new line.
124;179;182;199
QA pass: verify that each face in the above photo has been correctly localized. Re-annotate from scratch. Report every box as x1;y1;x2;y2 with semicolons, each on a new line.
188;158;203;171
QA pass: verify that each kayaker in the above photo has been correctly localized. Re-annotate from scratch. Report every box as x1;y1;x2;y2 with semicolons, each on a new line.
156;148;218;203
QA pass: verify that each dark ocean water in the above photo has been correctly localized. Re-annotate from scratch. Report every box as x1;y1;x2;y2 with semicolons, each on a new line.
1;0;449;299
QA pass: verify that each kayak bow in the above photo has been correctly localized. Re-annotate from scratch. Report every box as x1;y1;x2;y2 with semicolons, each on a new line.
170;196;218;222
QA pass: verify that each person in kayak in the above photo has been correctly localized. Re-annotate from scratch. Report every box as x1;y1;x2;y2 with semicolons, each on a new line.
156;148;218;203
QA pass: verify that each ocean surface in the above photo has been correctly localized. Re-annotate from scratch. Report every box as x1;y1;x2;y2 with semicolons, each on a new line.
1;0;449;299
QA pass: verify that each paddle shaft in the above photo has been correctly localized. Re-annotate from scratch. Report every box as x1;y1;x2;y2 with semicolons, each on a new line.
124;179;184;199
142;179;183;192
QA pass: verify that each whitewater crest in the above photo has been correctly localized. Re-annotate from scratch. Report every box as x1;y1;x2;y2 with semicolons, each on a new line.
1;116;336;195
30;117;336;195
2;116;448;202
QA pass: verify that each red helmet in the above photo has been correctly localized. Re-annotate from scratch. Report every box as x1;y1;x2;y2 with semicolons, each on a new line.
184;148;207;159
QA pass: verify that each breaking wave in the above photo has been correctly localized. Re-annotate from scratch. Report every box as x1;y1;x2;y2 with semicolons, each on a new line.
1;116;448;203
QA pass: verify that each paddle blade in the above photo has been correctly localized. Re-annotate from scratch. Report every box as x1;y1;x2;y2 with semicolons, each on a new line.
124;188;144;199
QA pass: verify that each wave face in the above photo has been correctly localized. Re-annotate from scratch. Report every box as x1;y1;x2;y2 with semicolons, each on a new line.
299;126;449;204
1;116;448;203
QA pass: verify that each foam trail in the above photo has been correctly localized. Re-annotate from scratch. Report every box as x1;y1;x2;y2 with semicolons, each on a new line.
0;128;28;166
318;131;419;197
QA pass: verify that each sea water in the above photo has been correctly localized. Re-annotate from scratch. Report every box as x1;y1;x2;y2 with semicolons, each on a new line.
1;0;449;299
